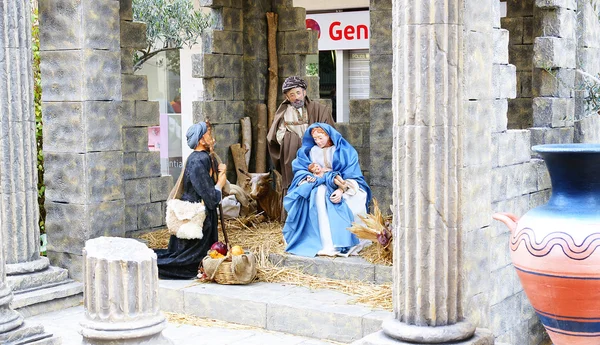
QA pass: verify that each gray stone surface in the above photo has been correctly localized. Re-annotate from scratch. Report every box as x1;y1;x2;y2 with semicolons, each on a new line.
6;266;68;292
269;253;392;284
125;178;151;205
122;74;149;101
202;77;234;100
137;202;164;229
532;67;574;98
28;305;341;345
278;54;307;77
12;281;83;316
40;0;120;51
191;53;224;78
159;280;392;343
369;54;392;99
370;10;393;55
536;0;576;10
282;29;318;55
120;20;147;50
277;7;306;32
534;37;576;69
533;97;574;127
134;101;160;127
120;47;136;74
120;0;133;21
45;201;125;254
123;127;149;152
149;176;172;202
352;329;494;345
40;50;121;102
136;152;161;178
203;30;243;55
44;101;122;152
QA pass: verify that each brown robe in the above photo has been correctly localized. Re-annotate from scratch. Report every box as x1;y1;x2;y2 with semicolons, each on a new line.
267;96;335;195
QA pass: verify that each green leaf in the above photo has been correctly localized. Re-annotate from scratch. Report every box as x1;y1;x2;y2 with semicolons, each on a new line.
132;0;211;70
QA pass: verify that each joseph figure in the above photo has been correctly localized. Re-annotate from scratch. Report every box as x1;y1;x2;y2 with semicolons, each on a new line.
267;76;335;199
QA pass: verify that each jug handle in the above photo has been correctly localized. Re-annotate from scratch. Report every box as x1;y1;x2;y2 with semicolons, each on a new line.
492;212;519;234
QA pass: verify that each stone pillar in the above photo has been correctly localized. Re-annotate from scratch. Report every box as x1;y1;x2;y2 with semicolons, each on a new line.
0;0;48;277
0;186;58;343
354;0;494;344
39;0;125;280
80;237;171;344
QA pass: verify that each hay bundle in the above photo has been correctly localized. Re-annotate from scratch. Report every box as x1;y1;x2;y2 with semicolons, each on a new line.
348;199;393;265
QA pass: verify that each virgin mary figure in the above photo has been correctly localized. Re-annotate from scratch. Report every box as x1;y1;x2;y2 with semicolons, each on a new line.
282;123;371;257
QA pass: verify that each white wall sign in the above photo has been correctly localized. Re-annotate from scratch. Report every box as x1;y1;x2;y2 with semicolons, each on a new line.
306;11;370;51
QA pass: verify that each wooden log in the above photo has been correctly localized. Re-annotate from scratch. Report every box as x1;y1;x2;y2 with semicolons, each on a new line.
240;117;252;168
256;103;268;173
266;12;278;128
230;143;249;186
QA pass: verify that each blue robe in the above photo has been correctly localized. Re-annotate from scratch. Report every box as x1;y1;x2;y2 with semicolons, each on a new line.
282;123;372;257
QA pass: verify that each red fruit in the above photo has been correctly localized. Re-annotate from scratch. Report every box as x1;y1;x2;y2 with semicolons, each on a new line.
211;241;227;256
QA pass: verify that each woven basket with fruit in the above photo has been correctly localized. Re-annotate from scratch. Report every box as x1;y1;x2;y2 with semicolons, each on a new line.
200;242;257;285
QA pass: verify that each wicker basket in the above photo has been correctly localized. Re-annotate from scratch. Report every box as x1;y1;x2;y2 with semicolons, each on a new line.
202;252;257;285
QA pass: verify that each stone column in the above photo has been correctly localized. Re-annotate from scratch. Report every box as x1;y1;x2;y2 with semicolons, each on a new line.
80;237;171;344
0;0;48;277
354;0;493;344
0;194;58;344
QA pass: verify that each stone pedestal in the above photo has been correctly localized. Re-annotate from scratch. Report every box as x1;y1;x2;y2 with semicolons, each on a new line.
80;237;171;344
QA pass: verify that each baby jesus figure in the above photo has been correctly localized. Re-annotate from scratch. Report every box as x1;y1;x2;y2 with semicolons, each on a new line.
308;162;351;192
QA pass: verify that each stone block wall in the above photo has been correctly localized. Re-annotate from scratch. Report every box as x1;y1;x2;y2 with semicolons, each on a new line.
368;0;392;211
40;0;125;280
531;0;577;146
574;0;600;142
337;100;371;184
502;0;536;129
462;1;550;344
120;0;170;237
193;0;245;181
488;133;551;345
39;0;170;279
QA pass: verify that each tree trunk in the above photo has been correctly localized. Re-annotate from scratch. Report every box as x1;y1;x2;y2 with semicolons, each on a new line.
230;144;249;185
266;12;278;128
256;104;268;173
240;117;252;168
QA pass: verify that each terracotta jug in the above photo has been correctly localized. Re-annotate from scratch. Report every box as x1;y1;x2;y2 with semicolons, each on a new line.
493;144;600;345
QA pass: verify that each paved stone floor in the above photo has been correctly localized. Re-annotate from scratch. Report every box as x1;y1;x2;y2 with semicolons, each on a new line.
27;306;344;344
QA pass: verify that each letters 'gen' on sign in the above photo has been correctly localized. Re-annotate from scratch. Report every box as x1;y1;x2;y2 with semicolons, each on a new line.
306;11;370;51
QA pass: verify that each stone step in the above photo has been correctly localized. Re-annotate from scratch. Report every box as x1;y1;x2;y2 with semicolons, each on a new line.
7;266;69;292
0;322;60;345
11;280;83;318
269;253;392;284
159;279;393;344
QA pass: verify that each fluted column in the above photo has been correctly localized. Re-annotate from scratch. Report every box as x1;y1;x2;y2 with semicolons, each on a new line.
0;200;58;343
381;0;474;343
0;0;49;276
80;237;171;344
